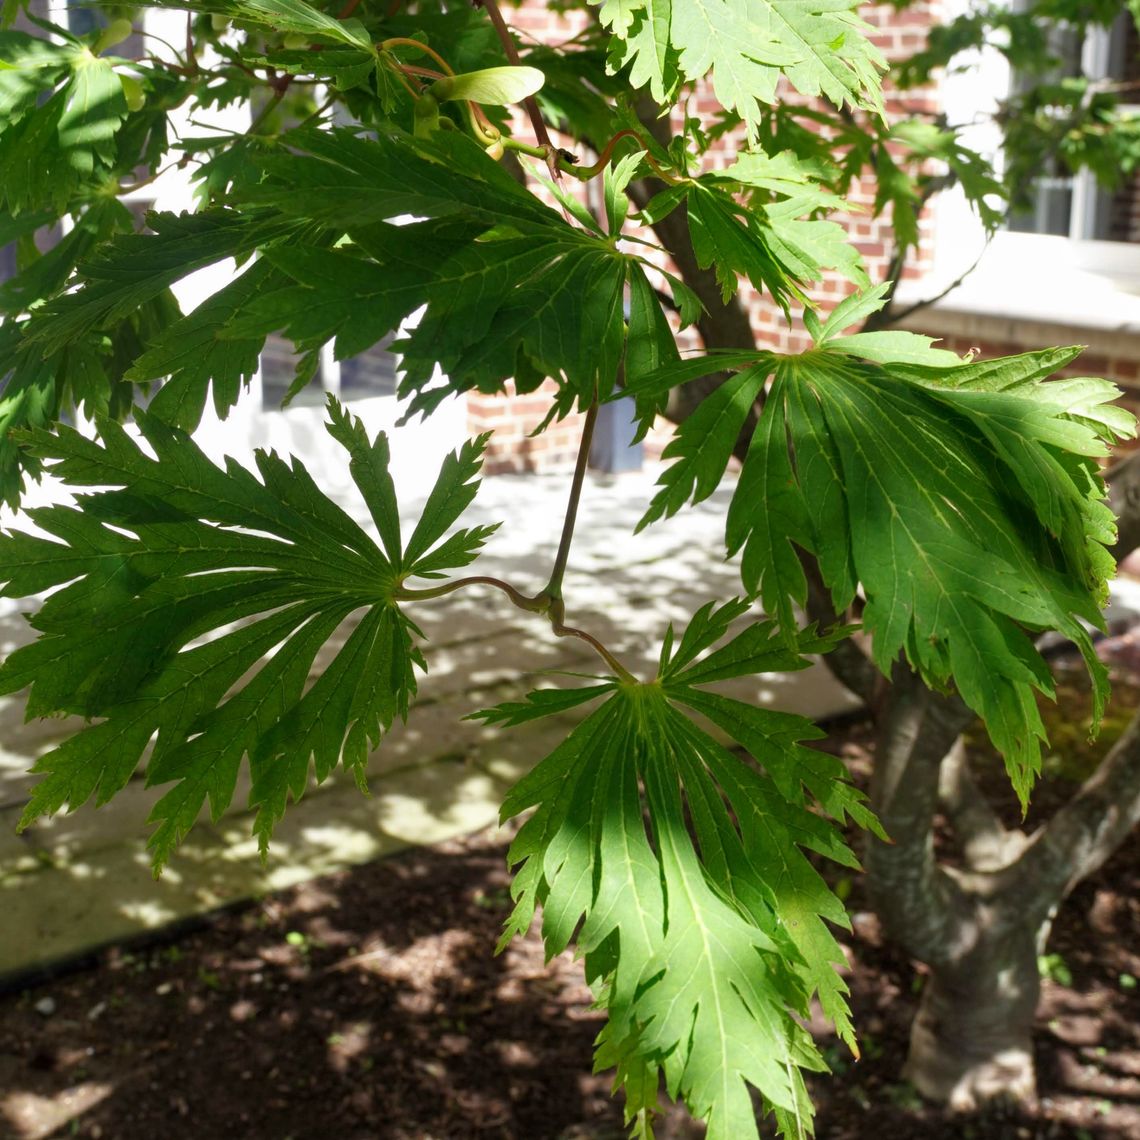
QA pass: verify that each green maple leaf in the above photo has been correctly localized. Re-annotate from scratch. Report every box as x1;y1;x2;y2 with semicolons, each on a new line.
479;605;877;1140
0;31;130;213
144;0;374;51
238;127;554;230
254;44;381;94
0;30;73;123
3;400;499;868
126;259;281;431
630;337;1135;802
21;209;300;356
596;0;885;137
232;131;677;411
0;198;132;314
644;162;866;312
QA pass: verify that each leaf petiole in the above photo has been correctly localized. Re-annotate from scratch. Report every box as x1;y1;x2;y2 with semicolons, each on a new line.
393;569;635;682
394;575;547;612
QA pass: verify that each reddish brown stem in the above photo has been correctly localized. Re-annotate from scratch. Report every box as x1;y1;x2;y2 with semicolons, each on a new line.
478;0;558;176
380;36;455;75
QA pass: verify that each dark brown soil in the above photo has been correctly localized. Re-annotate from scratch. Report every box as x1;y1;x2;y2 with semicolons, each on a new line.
2;713;1140;1140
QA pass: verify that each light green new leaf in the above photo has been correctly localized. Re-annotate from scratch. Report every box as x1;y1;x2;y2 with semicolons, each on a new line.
675;170;865;309
826;328;963;366
811;280;892;342
0;35;132;213
434;66;545;105
722;149;838;213
619;1;676;103
2;401;498;867
57;50;125;162
0;30;71;122
764;197;869;291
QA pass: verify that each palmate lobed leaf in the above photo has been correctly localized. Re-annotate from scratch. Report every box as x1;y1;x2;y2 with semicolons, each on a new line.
19;208;302;356
0;28;131;213
133;128;683;416
596;0;886;138
2;400;499;868
630;334;1135;802
125;259;280;431
481;607;877;1140
643;159;867;314
142;0;375;51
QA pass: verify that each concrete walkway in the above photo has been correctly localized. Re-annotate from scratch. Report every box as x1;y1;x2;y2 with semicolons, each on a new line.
0;465;859;982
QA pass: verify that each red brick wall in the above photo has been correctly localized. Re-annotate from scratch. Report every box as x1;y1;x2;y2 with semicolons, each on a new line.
468;381;588;475
471;3;1140;475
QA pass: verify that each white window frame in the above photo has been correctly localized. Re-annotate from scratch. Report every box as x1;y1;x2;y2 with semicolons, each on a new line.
894;0;1140;352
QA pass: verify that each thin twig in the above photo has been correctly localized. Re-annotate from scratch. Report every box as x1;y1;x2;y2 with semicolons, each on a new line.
875;241;990;331
549;618;635;681
544;399;599;603
394;565;634;680
380;36;455;75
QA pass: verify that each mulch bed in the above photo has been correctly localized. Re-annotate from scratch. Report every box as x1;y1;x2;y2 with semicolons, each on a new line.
2;709;1140;1140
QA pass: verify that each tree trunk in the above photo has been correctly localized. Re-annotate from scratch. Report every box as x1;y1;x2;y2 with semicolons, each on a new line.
864;666;1048;1109
863;647;1140;1109
902;908;1041;1109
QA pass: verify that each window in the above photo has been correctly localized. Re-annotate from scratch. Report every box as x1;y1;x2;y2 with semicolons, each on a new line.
1007;12;1140;241
260;336;399;410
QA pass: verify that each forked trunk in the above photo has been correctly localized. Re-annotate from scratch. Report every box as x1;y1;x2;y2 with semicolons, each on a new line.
867;664;1140;1111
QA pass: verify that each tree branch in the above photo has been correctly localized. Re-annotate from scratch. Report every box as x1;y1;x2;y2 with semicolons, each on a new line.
862;172;954;333
477;0;558;173
625;101;757;429
1009;707;1140;924
801;554;879;706
543;398;599;602
866;239;990;334
866;665;977;967
624;99;880;704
